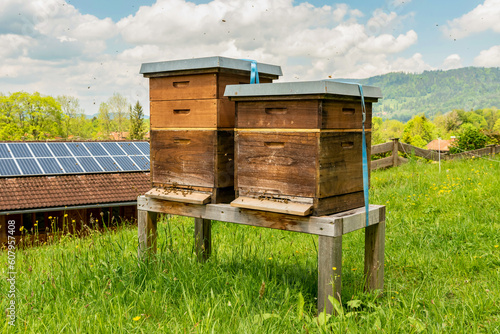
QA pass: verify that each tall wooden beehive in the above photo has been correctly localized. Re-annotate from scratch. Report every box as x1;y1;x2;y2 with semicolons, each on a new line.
225;81;382;216
140;57;282;204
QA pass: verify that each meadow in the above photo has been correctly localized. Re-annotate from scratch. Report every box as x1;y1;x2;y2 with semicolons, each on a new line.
1;155;499;333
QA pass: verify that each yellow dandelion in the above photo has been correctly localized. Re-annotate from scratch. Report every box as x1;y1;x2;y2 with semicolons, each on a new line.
34;223;38;227
332;267;337;271
72;219;76;223
64;214;68;217
49;216;52;219
268;257;273;260
20;226;24;231
133;316;141;321
495;245;499;248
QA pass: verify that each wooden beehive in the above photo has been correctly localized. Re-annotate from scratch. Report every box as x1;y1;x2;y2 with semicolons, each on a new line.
140;57;282;204
225;81;382;216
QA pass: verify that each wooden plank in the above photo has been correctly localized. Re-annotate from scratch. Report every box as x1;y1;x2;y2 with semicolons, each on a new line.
230;196;313;216
137;196;342;237
364;220;385;293
313;191;364;216
149;74;217;100
236;100;320;129
150;130;216;188
318;235;342;315
398;142;440;161
215;130;235;188
145;188;211;204
371;142;393;155
334;205;386;234
150;99;218;128
235;131;318;198
322;100;372;129
371;156;393;170
318;132;364;197
137;210;158;259
195;218;211;262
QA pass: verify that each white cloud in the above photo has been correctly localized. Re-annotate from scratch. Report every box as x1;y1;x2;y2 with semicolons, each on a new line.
474;45;500;67
442;54;462;70
442;0;500;39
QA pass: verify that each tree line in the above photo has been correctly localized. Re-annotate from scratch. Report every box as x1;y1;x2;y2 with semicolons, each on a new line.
0;92;148;141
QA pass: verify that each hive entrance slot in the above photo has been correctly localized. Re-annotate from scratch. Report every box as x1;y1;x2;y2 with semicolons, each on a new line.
264;142;285;148
342;107;355;114
173;81;190;88
173;109;191;115
173;138;191;145
265;107;288;115
341;141;354;149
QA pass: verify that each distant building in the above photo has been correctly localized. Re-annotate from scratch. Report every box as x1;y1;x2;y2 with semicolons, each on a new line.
426;138;456;152
0;141;150;245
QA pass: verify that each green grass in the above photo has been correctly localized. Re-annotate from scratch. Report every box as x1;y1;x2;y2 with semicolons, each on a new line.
2;155;500;333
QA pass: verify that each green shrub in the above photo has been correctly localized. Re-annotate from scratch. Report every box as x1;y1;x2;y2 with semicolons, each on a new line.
449;124;488;154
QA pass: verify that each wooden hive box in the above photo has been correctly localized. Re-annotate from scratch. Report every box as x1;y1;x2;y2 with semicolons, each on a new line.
225;81;382;216
140;57;283;204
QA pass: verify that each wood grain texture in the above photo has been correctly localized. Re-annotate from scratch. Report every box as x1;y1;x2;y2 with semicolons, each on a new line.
195;218;211;262
371;142;393;155
215;130;235;188
318;132;364;197
150;100;218;128
150;130;215;187
364;220;385;293
231;196;313;216
236;100;320;129
313;191;365;216
236;131;318;198
145;188;211;204
149;74;217;101
137;210;157;259
371;156;393;170
318;235;342;314
322;100;372;129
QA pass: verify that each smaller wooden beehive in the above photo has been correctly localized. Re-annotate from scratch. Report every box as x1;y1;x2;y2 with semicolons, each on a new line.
140;57;282;204
225;80;382;216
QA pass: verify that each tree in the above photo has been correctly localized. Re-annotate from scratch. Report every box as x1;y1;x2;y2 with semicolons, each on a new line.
129;101;145;140
107;93;129;137
449;124;488;154
97;102;113;139
402;114;435;147
57;95;84;138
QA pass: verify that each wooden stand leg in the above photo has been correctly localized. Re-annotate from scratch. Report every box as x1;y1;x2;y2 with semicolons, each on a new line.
364;221;385;292
318;235;342;314
138;210;158;259
195;218;211;262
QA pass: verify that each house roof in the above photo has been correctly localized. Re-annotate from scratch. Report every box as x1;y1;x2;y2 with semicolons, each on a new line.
426;139;456;152
0;172;150;211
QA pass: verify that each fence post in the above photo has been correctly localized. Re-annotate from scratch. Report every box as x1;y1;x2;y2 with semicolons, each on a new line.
487;144;495;156
391;138;399;167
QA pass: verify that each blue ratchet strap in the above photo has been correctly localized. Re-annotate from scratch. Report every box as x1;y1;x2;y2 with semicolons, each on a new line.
357;84;370;227
241;59;260;84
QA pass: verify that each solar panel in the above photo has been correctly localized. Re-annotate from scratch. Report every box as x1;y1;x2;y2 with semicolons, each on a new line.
118;142;142;156
95;156;121;172
114;156;139;171
66;142;91;157
49;143;72;157
130;155;150;170
9;143;33;158
134;142;150;155
0;144;11;158
77;157;103;172
38;158;64;174
28;143;53;157
0;141;149;177
83;142;108;156
101;142;126;156
17;159;43;175
58;157;84;173
0;159;21;176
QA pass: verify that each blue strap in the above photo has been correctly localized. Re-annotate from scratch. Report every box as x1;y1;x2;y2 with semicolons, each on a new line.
241;59;259;84
357;84;370;227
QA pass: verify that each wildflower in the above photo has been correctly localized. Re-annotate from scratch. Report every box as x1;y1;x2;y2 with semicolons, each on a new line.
64;214;68;217
332;267;337;271
72;219;76;223
268;257;273;260
49;216;52;219
20;226;24;232
133;316;141;321
495;245;499;248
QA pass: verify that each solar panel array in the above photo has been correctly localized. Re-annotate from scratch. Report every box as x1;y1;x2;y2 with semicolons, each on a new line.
0;142;150;177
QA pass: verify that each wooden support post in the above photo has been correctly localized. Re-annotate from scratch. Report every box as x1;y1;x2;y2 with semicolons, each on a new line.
364;221;385;292
138;210;158;259
391;138;399;167
317;235;342;314
194;218;212;262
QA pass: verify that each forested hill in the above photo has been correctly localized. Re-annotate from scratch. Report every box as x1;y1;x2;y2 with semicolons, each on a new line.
341;67;500;122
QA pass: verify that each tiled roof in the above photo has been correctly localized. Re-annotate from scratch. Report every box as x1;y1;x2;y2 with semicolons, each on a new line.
0;172;150;211
426;139;456;152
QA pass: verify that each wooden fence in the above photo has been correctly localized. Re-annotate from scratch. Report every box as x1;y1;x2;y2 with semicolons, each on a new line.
371;138;499;170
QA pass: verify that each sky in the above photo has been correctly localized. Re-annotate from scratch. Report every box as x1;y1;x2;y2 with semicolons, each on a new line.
0;0;499;115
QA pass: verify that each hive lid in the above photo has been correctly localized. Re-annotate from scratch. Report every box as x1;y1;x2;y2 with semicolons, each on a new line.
224;80;382;99
140;56;283;77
